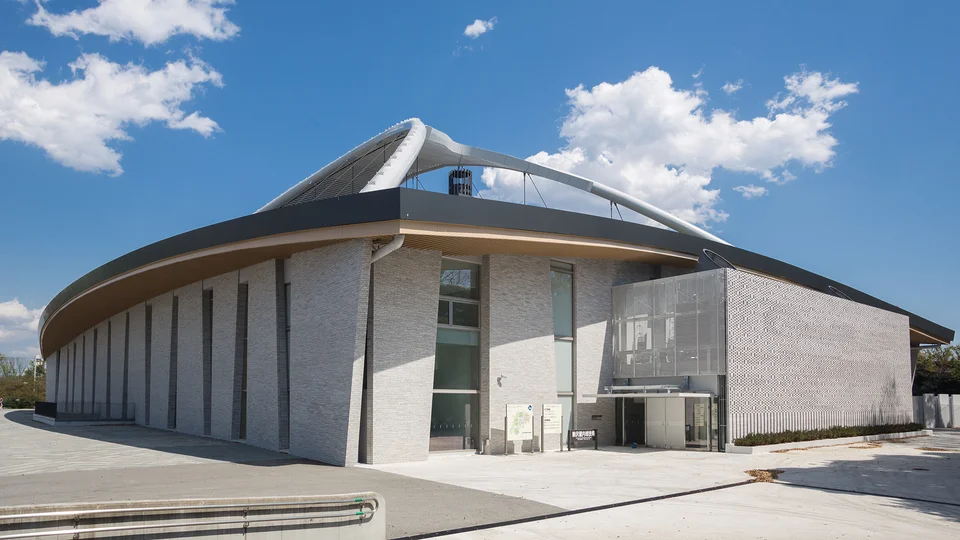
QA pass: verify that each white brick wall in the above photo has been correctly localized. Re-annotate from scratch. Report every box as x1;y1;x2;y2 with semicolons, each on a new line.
45;353;56;402
289;240;371;466
365;247;442;464
108;313;126;420
148;293;173;429
175;282;204;435
244;260;280;450
207;272;239;441
82;329;94;414
725;269;913;441
127;303;146;425
93;322;108;408
481;254;557;454
574;259;652;446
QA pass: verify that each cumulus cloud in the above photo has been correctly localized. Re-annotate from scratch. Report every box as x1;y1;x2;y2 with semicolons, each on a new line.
0;51;223;175
722;79;743;95
733;184;768;199
463;17;496;38
480;67;857;227
28;0;240;46
0;299;43;345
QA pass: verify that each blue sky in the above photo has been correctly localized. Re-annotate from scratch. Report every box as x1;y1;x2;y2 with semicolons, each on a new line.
1;1;957;355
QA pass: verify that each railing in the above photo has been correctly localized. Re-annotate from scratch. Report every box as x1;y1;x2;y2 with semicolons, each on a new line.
0;493;384;540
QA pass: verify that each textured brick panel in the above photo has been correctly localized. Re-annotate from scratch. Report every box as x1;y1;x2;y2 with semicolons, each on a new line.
148;293;173;429
127;304;147;425
208;272;239;441
108;313;126;420
44;354;56;402
289;239;371;466
244;260;280;450
365;247;442;464
83;331;94;414
726;269;913;440
574;259;652;446
94;323;108;407
481;254;557;454
175;282;204;436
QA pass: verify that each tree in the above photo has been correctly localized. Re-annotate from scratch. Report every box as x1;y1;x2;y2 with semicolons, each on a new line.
913;345;960;395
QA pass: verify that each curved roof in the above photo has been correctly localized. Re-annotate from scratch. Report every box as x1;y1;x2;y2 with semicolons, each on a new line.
37;188;954;357
256;119;729;245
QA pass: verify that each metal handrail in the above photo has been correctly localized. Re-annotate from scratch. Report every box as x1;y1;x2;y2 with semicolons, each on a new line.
0;496;378;521
0;510;377;540
0;497;380;540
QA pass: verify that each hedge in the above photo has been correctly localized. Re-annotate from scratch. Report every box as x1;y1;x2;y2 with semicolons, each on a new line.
733;423;924;447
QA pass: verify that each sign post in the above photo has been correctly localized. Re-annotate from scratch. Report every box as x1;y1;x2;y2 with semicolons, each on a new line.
542;404;562;452
567;428;599;451
505;404;534;454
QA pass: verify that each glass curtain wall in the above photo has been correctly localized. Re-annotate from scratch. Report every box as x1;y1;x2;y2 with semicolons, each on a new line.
551;261;575;433
431;259;481;451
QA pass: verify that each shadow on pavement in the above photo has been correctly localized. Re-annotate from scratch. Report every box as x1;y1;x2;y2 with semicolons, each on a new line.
776;435;960;523
3;409;308;467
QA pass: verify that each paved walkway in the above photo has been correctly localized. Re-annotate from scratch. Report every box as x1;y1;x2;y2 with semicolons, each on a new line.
0;411;560;538
3;411;958;539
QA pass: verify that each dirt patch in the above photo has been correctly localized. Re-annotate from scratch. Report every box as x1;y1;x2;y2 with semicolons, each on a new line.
917;447;959;452
847;441;883;449
746;469;784;483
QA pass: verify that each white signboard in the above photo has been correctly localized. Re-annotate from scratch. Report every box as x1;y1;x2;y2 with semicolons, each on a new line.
542;404;563;435
506;404;534;441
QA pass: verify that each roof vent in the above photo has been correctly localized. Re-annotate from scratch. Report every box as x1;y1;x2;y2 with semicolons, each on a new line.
448;168;473;197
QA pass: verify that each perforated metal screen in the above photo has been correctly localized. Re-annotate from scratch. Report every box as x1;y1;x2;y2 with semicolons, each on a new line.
612;269;726;379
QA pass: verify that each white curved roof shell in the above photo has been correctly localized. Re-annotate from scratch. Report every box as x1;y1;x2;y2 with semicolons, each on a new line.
257;118;728;245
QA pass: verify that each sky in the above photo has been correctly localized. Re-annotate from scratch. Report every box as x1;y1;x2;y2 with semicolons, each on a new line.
1;1;958;356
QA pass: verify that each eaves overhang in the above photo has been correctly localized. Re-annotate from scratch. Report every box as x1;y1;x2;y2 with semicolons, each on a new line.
38;188;955;357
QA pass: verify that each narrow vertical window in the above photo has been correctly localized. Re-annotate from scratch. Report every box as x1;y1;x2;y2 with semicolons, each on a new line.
202;289;214;436
233;283;249;440
168;296;179;429
106;321;112;419
92;329;98;418
122;312;130;419
145;304;153;425
80;335;86;414
275;258;290;450
551;261;575;434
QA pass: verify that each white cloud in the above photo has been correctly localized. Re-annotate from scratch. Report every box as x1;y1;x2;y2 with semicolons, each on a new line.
0;299;43;345
28;0;240;46
0;51;223;175
722;79;743;95
733;184;768;199
692;67;703;80
480;67;857;226
463;17;496;39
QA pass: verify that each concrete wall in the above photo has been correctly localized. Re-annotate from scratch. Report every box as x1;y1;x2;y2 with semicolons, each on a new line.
148;293;173;429
481;254;557;454
44;354;56;402
244;260;281;450
364;247;442;464
82;331;94;413
289;240;371;466
108;313;126;420
93;322;108;409
56;347;68;406
127;303;147;425
725;269;913;441
207;272;239;441
175;282;204;435
573;259;652;446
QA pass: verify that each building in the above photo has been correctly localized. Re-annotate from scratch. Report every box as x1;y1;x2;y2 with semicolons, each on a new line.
37;119;954;465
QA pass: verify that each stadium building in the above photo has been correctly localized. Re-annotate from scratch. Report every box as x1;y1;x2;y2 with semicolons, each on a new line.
37;119;954;465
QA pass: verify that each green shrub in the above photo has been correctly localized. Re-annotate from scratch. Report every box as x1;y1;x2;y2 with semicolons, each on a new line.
0;375;46;409
734;423;924;447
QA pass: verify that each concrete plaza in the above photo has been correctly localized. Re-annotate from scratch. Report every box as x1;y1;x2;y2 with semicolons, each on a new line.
2;410;958;539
